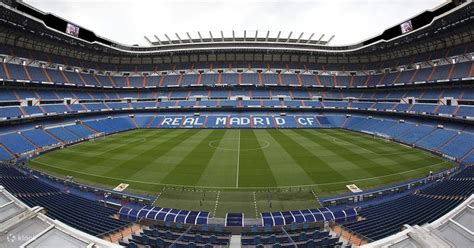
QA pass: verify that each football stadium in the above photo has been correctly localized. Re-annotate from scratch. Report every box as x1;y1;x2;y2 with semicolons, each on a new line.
0;0;472;247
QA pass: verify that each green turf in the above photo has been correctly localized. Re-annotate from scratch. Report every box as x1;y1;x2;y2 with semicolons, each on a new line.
28;128;453;217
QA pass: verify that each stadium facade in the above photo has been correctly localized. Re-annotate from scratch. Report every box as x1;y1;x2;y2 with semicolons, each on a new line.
0;0;472;247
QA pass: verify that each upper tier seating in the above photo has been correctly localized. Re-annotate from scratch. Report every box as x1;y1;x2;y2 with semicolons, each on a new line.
1;43;471;73
1;59;472;89
2;87;473;102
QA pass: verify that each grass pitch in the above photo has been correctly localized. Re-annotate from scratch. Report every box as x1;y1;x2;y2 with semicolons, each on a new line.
28;129;453;217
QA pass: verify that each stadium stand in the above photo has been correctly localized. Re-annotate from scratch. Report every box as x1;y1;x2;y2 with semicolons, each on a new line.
241;227;341;247
364;194;473;247
342;166;473;241
0;0;472;246
0;185;120;247
0;166;131;237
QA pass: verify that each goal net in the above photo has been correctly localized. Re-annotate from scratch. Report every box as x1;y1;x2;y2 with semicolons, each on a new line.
374;132;392;142
88;132;106;141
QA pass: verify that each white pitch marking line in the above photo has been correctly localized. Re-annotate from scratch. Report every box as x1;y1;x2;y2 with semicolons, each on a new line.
236;130;241;188
151;187;165;206
212;191;221;218
253;192;259;219
29;160;451;189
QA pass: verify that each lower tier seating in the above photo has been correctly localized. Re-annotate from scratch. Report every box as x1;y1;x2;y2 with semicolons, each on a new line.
120;224;231;248
1;114;472;166
343;166;473;241
241;226;342;247
0;166;130;237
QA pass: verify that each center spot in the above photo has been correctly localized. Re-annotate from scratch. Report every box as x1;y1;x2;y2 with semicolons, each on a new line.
208;139;270;151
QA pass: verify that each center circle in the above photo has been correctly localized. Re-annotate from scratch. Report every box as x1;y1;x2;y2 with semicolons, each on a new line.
208;139;270;151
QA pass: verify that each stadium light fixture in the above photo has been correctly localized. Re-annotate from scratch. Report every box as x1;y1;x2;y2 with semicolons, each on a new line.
451;58;456;64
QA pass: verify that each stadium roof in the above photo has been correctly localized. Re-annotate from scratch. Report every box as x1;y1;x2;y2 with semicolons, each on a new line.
0;0;472;63
145;30;334;47
23;0;446;47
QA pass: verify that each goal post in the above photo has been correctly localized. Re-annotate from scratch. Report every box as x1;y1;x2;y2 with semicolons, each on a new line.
374;132;392;142
88;132;106;141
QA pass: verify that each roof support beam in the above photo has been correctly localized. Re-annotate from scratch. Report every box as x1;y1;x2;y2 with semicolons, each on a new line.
186;32;193;43
209;31;214;42
286;32;293;42
326;35;335;44
197;32;203;42
317;34;325;44
144;36;153;45
153;35;162;45
306;33;315;43
296;32;304;43
164;34;172;44
175;33;183;43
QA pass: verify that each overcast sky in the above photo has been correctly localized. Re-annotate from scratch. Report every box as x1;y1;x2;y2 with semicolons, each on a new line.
24;0;445;46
